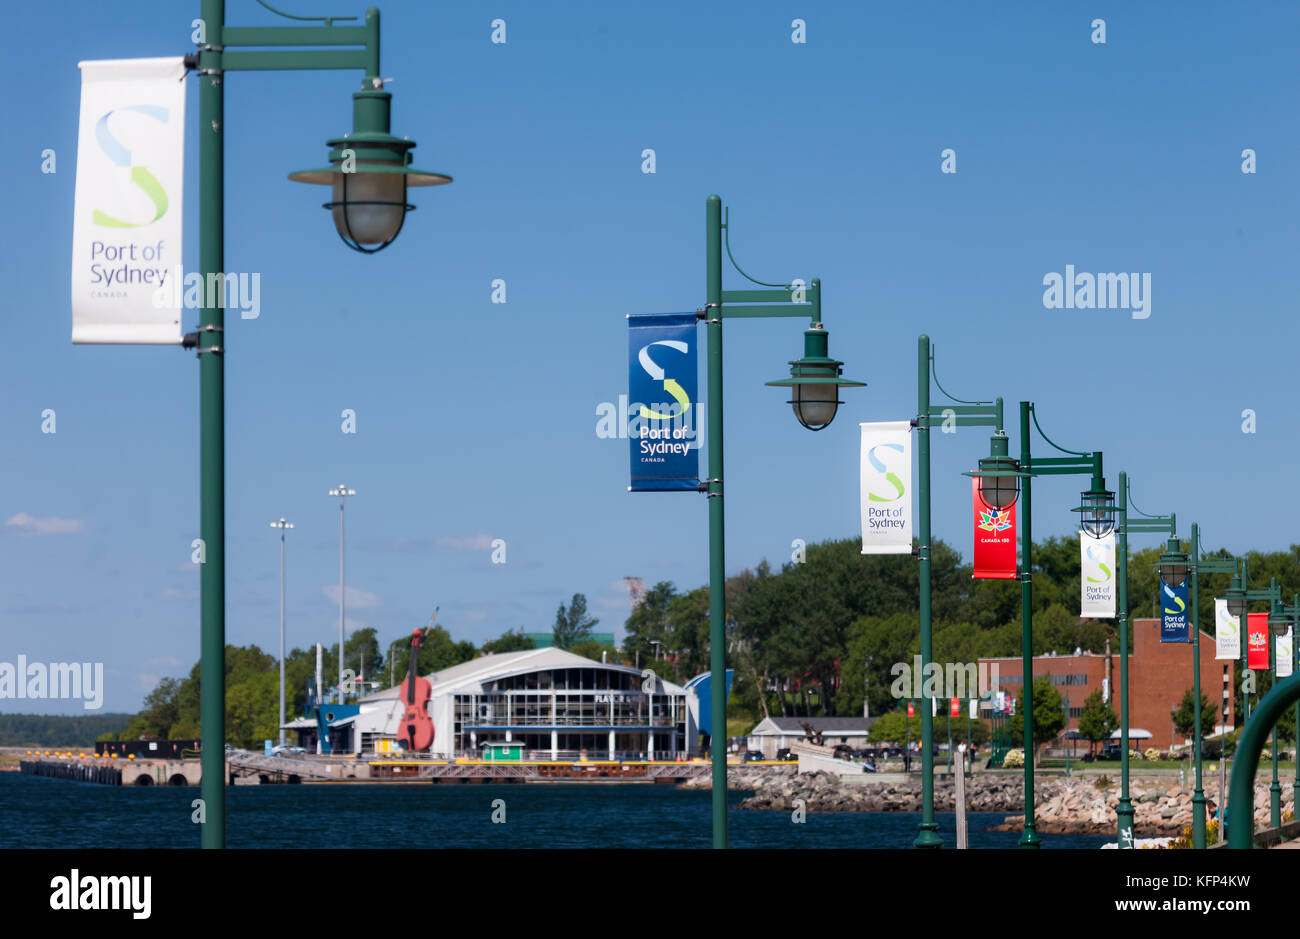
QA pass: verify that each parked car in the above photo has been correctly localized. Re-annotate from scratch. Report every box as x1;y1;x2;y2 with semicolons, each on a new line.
832;744;854;760
743;750;766;763
270;745;306;756
775;748;795;762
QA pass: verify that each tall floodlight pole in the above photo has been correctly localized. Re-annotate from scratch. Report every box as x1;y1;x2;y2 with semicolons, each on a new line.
913;334;1003;848
187;0;451;849
330;485;356;702
270;517;293;746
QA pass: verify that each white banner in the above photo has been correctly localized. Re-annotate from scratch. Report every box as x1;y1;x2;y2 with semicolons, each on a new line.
860;421;912;554
1079;531;1117;618
72;57;186;344
1215;598;1240;661
1278;627;1293;678
968;698;978;719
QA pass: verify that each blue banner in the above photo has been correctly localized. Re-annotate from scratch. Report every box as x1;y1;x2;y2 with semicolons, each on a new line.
628;313;699;492
1161;580;1191;643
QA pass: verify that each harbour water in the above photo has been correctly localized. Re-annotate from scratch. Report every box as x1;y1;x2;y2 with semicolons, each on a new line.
1;773;1111;849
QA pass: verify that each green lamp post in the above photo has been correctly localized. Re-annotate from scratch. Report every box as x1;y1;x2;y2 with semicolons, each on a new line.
703;195;864;848
191;0;449;849
1226;574;1247;721
1220;564;1281;841
1109;476;1176;849
1285;596;1300;811
967;402;1113;848
1267;600;1291;829
910;334;1003;848
1182;530;1240;849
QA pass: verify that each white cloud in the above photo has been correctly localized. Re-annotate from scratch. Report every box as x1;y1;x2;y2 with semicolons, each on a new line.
159;587;199;601
322;584;380;609
437;533;495;552
4;513;84;536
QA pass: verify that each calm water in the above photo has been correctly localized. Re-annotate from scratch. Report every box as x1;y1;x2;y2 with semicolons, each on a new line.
0;773;1111;849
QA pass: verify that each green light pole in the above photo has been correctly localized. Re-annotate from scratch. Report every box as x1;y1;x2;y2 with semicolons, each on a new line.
1181;530;1239;848
913;334;1003;848
968;402;1113;848
703;195;864;848
1224;561;1279;727
192;0;449;848
1112;476;1177;849
1267;596;1290;829
1223;565;1282;839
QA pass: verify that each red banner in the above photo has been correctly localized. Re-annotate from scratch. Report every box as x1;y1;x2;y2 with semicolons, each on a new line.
972;478;1017;579
1247;611;1269;670
950;697;960;717
907;701;914;717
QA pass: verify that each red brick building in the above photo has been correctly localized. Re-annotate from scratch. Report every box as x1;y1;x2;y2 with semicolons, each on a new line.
980;618;1235;751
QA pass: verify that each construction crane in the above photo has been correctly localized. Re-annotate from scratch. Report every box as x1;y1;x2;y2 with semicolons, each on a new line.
623;577;647;610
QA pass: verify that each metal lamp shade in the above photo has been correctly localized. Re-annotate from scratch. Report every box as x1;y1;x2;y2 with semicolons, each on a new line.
1269;611;1292;637
1158;542;1189;588
1077;486;1116;538
287;86;451;253
1226;590;1246;618
977;454;1020;509
765;325;864;432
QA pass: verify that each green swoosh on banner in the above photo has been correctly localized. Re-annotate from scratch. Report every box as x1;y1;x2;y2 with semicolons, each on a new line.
93;165;168;228
869;471;905;502
640;378;691;420
1087;562;1112;583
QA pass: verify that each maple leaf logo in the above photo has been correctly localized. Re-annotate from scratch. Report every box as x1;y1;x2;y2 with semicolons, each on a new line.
978;507;1013;532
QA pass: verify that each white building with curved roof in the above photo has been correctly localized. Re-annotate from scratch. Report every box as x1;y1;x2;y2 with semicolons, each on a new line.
355;647;698;760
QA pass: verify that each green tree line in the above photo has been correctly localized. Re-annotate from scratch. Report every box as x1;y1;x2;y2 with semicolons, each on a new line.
0;713;132;747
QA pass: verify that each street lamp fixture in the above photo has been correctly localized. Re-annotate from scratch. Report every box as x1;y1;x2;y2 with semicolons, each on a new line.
1157;538;1190;588
1226;576;1247;619
1268;605;1291;638
765;324;865;430
1073;480;1117;538
976;432;1020;509
289;80;452;252
181;0;453;847
697;196;864;848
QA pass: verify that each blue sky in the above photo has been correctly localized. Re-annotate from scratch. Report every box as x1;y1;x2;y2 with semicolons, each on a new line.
3;1;1298;713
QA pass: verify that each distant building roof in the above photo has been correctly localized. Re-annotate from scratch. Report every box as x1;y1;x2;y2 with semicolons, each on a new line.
750;716;876;735
360;646;686;701
748;712;878;733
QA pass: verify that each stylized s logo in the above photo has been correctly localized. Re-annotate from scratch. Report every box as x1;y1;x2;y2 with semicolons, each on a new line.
93;105;170;228
867;444;905;502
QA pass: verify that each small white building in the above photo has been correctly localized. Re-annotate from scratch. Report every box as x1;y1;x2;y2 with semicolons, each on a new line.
747;716;875;759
